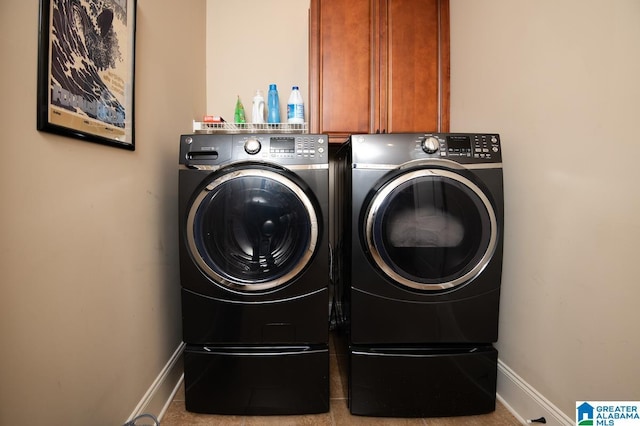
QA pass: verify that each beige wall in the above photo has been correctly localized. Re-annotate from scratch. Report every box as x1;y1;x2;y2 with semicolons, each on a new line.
450;0;640;418
0;0;205;424
206;0;309;123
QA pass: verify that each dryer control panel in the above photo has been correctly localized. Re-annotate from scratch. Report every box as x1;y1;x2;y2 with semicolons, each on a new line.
349;133;501;165
415;134;501;163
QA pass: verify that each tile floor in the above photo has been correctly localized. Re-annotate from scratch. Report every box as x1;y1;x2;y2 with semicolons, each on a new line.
161;334;521;425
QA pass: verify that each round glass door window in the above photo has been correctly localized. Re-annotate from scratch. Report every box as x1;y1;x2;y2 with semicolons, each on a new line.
364;168;497;291
187;168;319;292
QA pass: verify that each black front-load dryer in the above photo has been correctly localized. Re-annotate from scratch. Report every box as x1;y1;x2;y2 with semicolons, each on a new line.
179;133;329;415
336;133;504;417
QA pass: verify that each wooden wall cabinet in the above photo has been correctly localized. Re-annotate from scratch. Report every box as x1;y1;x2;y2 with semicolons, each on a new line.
309;0;450;144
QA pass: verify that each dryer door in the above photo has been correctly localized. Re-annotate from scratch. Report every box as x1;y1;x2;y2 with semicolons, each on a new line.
364;168;497;291
186;167;319;292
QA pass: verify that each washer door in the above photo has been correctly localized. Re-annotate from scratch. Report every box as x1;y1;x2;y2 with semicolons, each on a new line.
186;167;319;292
364;168;497;291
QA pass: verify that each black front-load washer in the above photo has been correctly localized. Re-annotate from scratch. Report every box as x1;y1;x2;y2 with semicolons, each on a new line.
178;133;330;415
335;133;504;417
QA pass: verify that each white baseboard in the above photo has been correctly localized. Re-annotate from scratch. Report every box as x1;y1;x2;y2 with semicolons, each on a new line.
125;342;185;423
497;359;574;426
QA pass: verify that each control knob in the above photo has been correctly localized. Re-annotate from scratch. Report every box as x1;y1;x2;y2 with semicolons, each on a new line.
421;136;440;154
244;138;261;155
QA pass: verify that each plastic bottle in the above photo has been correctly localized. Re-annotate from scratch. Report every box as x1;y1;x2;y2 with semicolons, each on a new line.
252;90;265;124
267;84;280;124
234;95;246;124
287;86;305;124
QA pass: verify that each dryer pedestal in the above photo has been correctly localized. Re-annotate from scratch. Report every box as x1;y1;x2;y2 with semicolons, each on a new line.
185;345;329;415
349;345;497;417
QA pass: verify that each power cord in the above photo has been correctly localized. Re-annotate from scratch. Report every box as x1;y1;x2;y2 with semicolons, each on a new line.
123;413;160;426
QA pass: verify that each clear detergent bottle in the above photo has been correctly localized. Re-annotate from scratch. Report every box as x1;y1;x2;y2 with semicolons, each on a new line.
267;84;280;124
287;86;305;124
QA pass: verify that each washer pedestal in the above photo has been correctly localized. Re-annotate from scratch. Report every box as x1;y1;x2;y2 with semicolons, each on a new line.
185;345;329;415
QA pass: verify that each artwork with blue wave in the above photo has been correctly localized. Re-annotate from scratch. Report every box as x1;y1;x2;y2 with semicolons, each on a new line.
49;0;130;129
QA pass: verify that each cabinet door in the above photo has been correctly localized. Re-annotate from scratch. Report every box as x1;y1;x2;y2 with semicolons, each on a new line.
382;0;449;133
309;0;374;143
309;0;449;143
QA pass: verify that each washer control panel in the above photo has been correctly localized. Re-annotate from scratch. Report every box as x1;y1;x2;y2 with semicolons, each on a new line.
238;135;326;161
180;133;328;167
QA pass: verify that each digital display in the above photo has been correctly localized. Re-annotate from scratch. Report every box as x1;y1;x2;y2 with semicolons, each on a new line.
446;135;471;150
270;137;295;152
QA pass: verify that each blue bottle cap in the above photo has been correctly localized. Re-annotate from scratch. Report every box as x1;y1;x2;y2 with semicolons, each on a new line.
269;84;277;90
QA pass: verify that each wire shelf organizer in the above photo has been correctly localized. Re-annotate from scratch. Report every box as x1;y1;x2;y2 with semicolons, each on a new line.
193;121;308;134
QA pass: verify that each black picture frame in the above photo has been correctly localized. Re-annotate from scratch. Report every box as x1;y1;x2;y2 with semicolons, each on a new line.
37;0;137;151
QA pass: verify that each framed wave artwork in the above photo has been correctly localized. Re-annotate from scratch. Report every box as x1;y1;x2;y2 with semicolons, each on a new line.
37;0;137;150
